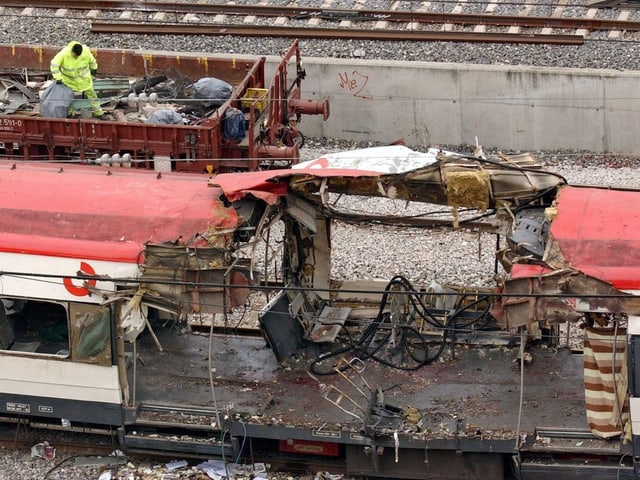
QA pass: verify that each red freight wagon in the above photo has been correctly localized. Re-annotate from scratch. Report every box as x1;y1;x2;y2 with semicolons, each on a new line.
0;39;329;173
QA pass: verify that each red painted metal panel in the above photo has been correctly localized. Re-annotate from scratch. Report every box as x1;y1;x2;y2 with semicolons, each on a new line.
0;44;261;84
510;264;552;278
0;160;236;262
212;168;383;203
278;439;340;457
550;185;640;290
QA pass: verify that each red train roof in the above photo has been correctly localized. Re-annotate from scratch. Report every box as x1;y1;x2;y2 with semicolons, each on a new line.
0;161;233;263
212;167;384;203
550;185;640;290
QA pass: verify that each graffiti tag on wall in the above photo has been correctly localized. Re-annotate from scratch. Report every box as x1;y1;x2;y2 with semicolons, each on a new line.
338;71;372;99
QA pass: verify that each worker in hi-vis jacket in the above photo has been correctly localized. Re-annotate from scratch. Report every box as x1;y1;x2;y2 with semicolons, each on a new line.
50;41;104;117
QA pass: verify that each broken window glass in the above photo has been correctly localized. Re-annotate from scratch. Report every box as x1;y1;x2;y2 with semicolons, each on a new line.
0;298;68;356
70;303;112;366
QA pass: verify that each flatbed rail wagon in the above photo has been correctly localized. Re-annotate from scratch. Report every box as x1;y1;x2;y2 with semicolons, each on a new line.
0;40;329;173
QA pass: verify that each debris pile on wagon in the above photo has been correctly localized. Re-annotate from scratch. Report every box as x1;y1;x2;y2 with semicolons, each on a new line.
1;66;235;122
0;41;329;172
44;74;234;123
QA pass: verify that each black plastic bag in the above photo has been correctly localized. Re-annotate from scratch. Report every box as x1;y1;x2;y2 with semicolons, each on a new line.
192;77;232;109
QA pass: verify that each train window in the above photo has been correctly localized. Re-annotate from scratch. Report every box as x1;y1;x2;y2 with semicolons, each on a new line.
0;299;112;366
69;304;112;366
0;298;69;356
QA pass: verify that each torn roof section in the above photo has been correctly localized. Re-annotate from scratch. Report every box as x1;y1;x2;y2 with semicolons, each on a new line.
212;145;451;202
214;147;640;312
496;184;640;329
214;145;565;211
292;145;444;173
212;166;384;203
548;185;640;291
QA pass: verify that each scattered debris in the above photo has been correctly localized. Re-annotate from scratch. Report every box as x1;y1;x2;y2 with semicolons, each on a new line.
30;441;55;460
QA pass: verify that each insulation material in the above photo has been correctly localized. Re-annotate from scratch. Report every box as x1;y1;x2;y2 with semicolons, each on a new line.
445;169;490;212
584;327;630;439
120;296;148;343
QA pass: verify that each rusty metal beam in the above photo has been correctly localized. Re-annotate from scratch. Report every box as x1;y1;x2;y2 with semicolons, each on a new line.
90;22;585;45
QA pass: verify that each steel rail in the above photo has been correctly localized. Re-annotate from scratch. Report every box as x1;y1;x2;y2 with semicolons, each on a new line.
3;0;640;32
588;0;640;7
90;22;585;44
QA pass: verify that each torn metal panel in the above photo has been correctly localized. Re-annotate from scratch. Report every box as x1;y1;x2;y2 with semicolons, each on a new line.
143;243;229;270
397;158;565;209
492;267;630;329
285;194;318;234
547;185;640;291
210;170;296;204
280;206;331;297
496;184;640;327
0;76;38;100
308;305;351;343
505;209;550;260
258;289;305;362
140;243;253;314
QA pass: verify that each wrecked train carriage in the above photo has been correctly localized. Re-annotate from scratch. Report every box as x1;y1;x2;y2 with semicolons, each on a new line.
212;146;640;478
1;148;639;478
0;40;329;172
215;145;575;357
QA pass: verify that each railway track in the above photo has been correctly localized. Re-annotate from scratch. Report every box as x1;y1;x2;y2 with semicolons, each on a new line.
1;0;639;44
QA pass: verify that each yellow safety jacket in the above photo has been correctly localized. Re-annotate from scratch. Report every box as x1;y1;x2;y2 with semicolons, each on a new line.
50;41;98;92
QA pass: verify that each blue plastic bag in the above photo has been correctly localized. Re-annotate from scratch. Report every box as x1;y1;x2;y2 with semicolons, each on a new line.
223;107;245;141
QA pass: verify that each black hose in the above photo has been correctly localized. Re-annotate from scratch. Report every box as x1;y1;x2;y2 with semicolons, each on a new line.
310;274;498;375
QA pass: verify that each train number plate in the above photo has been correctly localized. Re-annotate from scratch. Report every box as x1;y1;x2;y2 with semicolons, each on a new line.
0;118;24;132
6;402;30;413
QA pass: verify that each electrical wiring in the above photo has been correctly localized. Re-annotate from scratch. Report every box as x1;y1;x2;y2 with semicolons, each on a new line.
309;274;497;375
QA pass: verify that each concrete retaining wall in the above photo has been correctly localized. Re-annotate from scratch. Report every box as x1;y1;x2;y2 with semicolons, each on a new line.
274;57;640;153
